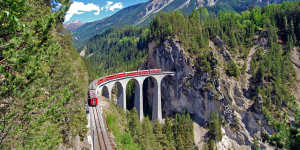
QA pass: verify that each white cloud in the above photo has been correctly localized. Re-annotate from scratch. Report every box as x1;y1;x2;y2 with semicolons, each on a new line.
65;1;100;22
103;1;123;11
106;1;113;6
108;2;123;11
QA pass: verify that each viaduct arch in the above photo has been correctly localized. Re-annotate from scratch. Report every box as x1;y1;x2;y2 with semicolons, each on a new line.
90;69;175;122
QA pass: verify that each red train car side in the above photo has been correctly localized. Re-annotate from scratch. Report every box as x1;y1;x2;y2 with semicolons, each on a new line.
139;70;150;75
96;69;162;86
127;71;138;76
97;79;104;85
150;69;161;74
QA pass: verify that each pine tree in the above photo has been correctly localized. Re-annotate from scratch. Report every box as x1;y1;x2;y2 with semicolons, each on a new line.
163;118;176;150
199;7;209;21
141;117;156;150
183;114;194;149
173;113;194;150
128;108;142;143
153;120;169;150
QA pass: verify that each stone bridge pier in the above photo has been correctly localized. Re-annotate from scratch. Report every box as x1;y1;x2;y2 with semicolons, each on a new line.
96;73;174;122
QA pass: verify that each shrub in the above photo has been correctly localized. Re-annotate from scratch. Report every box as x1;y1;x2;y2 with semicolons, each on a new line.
225;60;240;77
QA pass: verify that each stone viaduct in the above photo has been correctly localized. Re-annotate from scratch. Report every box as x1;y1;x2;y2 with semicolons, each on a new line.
89;69;175;122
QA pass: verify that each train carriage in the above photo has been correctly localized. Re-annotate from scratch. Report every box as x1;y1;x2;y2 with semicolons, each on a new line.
96;69;163;86
150;69;161;74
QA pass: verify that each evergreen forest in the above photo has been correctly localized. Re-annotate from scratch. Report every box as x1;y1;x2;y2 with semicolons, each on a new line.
0;0;88;149
1;0;300;149
83;1;300;149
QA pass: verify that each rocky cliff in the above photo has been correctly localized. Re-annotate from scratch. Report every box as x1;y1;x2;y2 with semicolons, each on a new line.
79;2;300;149
142;37;295;149
64;20;85;31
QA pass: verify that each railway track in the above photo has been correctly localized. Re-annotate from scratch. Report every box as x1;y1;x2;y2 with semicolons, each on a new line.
91;106;112;150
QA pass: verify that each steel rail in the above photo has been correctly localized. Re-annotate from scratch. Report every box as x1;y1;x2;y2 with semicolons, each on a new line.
92;107;108;150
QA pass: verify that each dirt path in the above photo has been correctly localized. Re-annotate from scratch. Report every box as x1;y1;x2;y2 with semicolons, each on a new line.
244;46;257;89
246;46;257;74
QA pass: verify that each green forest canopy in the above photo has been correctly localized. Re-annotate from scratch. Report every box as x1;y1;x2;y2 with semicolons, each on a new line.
83;2;300;149
0;0;88;149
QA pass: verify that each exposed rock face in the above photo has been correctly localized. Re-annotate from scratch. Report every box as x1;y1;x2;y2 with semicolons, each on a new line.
64;20;85;31
144;38;278;149
146;0;174;15
211;37;232;61
207;0;217;6
145;39;221;127
291;48;300;109
79;46;87;57
138;0;174;24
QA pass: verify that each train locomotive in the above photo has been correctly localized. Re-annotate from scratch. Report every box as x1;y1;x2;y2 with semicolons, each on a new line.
88;89;98;107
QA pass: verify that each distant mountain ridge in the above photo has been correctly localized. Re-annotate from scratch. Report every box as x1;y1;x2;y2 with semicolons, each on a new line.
72;0;294;48
64;20;85;31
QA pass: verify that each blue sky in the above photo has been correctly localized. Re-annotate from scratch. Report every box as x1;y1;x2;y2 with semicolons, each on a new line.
65;0;148;23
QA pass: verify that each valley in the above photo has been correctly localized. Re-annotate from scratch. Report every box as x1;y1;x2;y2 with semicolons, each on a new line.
70;0;293;48
82;1;300;150
1;0;300;150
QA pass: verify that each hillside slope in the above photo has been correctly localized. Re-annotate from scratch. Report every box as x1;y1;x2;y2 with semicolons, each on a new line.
0;1;88;149
72;0;294;48
82;2;300;149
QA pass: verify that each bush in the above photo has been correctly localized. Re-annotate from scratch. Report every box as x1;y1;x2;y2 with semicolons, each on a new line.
241;63;247;75
225;60;240;77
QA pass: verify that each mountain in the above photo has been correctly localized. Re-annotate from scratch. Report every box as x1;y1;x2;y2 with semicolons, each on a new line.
72;0;293;48
64;20;85;31
82;2;300;149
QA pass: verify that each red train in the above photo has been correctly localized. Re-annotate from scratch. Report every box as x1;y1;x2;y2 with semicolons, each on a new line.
88;89;98;107
89;69;162;107
96;69;161;85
